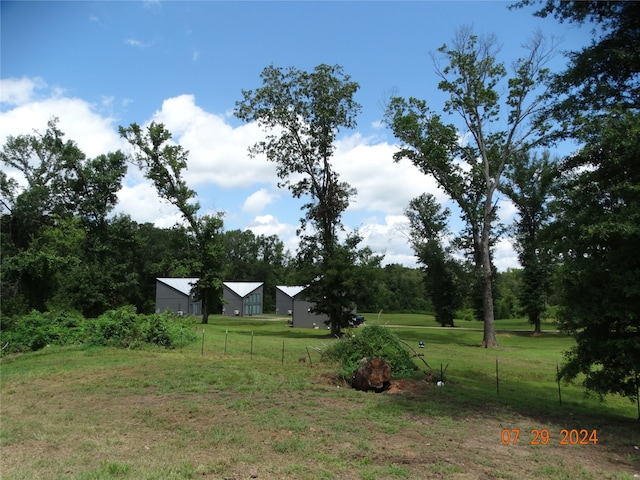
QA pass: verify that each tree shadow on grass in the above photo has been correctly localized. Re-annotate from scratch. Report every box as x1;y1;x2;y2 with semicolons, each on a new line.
371;367;639;453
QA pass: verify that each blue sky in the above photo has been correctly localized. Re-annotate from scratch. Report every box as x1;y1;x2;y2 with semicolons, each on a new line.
1;1;592;269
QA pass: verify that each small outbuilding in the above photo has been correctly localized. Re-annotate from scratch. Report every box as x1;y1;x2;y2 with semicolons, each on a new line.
291;286;330;329
275;285;306;316
223;282;264;316
155;277;201;315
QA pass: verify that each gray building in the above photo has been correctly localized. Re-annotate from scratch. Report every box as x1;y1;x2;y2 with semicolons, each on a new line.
223;282;264;316
155;277;201;315
291;286;330;329
275;285;305;316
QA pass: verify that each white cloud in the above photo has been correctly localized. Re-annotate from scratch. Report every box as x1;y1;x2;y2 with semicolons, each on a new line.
0;78;521;270
494;237;519;272
0;77;47;106
242;188;277;215
0;91;123;159
352;214;418;267
124;38;152;48
150;94;278;189
245;214;298;253
335;133;448;216
113;180;183;227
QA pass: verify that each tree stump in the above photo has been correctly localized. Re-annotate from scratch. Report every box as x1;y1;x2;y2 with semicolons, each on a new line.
350;358;391;392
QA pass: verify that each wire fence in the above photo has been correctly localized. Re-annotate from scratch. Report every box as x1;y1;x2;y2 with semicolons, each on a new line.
189;328;640;420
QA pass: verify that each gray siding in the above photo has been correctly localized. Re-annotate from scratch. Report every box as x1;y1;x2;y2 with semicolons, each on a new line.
292;295;329;329
155;281;201;315
223;283;264;316
223;288;243;315
275;289;294;316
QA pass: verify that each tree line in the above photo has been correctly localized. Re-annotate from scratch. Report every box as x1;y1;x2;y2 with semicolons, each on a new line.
0;136;527;321
1;1;638;402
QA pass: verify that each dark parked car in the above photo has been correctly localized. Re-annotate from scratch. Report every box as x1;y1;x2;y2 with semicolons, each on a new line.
349;314;365;327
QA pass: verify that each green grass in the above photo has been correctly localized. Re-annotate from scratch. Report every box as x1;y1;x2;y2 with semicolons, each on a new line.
365;310;559;331
1;313;638;480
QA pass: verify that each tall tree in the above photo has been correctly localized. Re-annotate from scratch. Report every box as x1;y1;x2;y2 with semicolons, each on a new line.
1;119;127;315
405;193;465;327
235;64;363;335
514;0;640;402
63;151;127;230
120;122;224;324
500;151;556;333
385;28;556;347
0;118;85;249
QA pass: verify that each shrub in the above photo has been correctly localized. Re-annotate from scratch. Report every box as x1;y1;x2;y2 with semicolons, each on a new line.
1;306;199;354
142;312;198;349
87;306;198;350
0;310;86;354
322;325;419;379
86;305;142;348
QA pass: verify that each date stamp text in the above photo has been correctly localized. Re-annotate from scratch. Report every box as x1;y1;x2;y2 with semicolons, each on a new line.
501;429;598;445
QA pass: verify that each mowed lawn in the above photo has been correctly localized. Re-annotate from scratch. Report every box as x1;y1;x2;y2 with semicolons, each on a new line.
1;313;638;480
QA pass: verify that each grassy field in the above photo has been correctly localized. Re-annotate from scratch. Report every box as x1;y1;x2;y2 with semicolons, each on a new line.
1;313;638;479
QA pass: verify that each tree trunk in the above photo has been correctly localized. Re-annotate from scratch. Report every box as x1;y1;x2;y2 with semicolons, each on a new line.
531;312;541;335
201;290;209;324
480;228;499;348
350;358;391;392
481;272;498;347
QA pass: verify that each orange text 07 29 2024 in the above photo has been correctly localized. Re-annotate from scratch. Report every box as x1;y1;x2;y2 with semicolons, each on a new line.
501;429;598;446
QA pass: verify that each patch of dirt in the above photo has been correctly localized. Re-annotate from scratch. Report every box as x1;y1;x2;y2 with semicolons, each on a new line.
386;377;430;394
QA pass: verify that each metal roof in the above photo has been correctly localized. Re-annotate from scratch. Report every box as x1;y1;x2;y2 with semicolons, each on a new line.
276;285;306;298
157;277;199;296
223;282;263;297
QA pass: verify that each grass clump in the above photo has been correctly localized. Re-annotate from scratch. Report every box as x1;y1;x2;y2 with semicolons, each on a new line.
322;324;420;379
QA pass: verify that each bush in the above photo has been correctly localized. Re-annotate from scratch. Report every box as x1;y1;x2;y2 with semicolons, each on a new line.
1;306;199;354
0;310;86;354
142;312;198;349
87;306;198;349
322;325;419;379
86;305;142;348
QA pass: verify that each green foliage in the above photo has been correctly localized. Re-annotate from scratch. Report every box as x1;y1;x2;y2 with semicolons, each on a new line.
86;305;142;348
322;325;419;379
385;28;555;347
500;151;556;331
521;1;640;401
119;122;225;323
376;264;433;313
142;312;199;349
1;309;86;353
405;193;466;326
552;113;640;400
86;306;198;349
296;232;384;334
235;64;363;335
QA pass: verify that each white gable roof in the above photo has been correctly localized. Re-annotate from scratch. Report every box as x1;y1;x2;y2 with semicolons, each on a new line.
276;285;306;298
157;277;199;296
223;282;263;297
